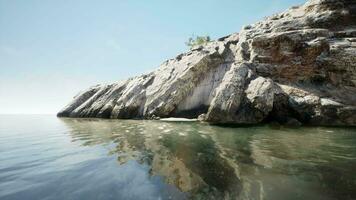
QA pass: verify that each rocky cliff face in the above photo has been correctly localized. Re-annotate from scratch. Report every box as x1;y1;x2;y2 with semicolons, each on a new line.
58;0;356;126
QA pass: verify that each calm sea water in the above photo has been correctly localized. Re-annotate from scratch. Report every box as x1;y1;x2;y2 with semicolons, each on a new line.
0;115;355;200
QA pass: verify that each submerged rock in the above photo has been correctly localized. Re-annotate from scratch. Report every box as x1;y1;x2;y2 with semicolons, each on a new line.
58;0;356;126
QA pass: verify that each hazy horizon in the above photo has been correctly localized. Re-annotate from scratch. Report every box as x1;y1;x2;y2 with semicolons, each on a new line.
0;0;305;114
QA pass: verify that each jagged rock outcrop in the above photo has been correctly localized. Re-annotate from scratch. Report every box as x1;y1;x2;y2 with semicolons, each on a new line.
58;0;356;126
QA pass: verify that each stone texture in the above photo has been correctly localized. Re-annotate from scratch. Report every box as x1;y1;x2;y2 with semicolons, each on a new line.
58;0;356;126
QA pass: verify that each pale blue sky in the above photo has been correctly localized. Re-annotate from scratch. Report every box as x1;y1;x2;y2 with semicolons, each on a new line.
0;0;305;114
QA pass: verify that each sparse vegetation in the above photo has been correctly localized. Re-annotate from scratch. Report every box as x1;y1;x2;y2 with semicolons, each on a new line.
185;35;211;49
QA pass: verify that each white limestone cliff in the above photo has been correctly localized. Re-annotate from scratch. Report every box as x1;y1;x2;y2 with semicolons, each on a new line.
58;0;356;126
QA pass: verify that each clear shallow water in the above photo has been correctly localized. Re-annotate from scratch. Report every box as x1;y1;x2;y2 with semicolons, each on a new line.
0;115;356;200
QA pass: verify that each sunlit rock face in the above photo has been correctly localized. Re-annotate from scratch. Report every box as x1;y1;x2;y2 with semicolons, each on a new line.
58;0;356;126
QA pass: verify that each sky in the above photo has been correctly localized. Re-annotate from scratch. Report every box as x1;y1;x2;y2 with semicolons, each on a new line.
0;0;305;114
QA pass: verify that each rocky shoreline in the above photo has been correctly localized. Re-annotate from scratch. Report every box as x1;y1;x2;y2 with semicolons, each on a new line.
58;0;356;126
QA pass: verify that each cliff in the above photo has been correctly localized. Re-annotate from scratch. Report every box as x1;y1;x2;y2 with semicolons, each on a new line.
58;0;356;126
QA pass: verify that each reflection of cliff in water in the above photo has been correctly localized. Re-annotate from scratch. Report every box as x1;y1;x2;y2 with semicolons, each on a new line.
212;126;356;200
60;118;356;200
60;119;242;199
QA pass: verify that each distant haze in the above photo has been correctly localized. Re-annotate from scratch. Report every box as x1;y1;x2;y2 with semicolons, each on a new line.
0;0;305;114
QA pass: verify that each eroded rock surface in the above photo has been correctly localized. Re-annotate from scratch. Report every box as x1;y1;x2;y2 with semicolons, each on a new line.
58;0;356;126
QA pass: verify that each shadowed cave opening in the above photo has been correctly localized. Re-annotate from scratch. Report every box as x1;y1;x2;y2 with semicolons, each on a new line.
171;105;210;119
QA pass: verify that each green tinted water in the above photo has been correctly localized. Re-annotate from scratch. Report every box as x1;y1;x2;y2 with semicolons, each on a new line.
0;115;355;200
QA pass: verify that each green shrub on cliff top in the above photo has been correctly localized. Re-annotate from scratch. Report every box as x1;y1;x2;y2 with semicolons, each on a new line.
185;35;211;49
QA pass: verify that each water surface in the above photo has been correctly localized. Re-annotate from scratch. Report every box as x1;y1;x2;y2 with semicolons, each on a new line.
0;115;355;200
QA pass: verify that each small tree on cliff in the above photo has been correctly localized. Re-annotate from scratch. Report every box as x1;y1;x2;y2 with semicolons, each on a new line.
185;35;211;49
